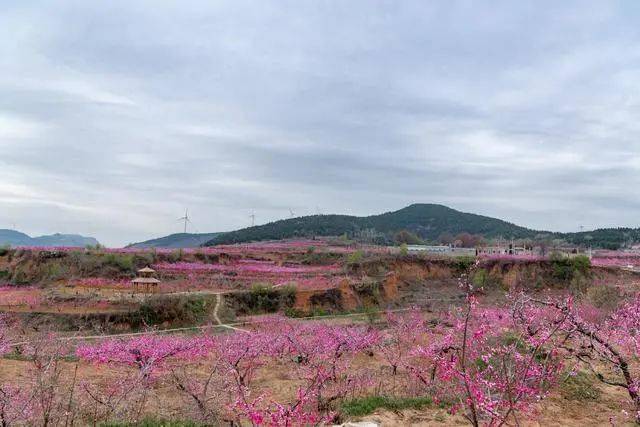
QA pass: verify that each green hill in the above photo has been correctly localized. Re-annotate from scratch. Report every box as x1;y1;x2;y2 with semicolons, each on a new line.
204;204;539;246
202;204;640;249
559;228;640;250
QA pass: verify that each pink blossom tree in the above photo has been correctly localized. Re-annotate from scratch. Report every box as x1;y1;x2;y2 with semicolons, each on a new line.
398;257;566;427
515;293;640;423
77;335;214;424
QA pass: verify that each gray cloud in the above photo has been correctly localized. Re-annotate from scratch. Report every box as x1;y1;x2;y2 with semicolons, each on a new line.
1;1;640;246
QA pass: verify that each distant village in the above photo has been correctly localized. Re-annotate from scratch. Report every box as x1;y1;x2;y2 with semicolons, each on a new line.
405;241;593;257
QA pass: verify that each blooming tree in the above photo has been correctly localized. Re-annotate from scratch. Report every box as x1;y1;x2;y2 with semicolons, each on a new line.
515;293;640;423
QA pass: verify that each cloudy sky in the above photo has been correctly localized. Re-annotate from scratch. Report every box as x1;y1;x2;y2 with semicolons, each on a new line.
1;1;640;246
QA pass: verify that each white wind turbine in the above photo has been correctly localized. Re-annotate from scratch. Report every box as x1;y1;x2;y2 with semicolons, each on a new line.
177;209;193;233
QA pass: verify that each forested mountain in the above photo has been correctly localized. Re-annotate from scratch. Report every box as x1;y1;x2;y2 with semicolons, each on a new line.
559;228;640;250
203;204;640;249
204;204;539;246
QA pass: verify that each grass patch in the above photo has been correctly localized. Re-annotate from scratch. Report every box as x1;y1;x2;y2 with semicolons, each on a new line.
341;395;432;417
561;371;601;401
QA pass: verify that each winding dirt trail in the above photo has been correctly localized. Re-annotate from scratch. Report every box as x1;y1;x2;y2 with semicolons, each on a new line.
212;292;248;333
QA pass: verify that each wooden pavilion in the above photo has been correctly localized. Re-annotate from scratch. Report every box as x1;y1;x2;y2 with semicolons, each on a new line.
132;266;160;293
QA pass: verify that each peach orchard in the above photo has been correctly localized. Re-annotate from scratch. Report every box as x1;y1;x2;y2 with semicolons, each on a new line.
1;284;640;426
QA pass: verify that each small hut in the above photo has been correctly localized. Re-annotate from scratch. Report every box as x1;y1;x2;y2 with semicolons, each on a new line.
132;266;160;293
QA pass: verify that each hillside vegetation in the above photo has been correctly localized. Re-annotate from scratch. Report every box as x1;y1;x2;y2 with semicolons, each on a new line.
560;228;640;250
204;204;640;249
205;204;539;245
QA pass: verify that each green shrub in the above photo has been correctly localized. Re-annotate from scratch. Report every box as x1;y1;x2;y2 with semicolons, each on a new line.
452;255;475;274
250;283;281;313
167;249;184;263
232;284;296;315
571;255;591;273
136;295;211;327
346;250;364;265
104;253;135;273
278;284;297;305
399;243;409;256
550;253;573;281
133;252;156;267
472;269;488;287
551;254;590;280
341;395;432;417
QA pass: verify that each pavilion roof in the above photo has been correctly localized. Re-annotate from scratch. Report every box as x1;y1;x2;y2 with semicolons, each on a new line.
131;277;160;284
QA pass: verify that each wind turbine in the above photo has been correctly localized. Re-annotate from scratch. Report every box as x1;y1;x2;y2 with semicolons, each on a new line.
289;208;296;218
249;212;256;227
177;209;193;233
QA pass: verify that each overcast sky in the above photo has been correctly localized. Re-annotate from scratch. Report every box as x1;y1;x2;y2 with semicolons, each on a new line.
1;1;640;246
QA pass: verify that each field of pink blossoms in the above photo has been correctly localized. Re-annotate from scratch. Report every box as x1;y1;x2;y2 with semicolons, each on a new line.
1;288;640;425
12;238;392;256
591;251;640;267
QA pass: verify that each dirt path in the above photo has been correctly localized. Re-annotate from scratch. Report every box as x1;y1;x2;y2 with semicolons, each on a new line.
212;293;248;333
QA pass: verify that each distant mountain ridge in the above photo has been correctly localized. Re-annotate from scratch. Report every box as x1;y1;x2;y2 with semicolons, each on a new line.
205;204;539;246
203;204;640;249
127;232;224;249
0;229;100;248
